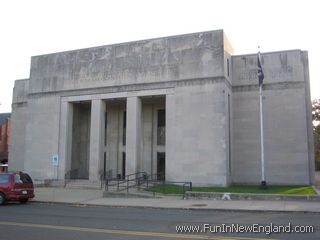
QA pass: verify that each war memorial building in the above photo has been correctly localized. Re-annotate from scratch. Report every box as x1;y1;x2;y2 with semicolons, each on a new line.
9;30;315;186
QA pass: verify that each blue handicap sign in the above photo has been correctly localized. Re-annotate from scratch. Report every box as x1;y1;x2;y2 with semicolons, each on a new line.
52;154;59;166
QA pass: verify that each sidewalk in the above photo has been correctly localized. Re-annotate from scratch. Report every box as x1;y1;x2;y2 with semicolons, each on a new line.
32;187;320;213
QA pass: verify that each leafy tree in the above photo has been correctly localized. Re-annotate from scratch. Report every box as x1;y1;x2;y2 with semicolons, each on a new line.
312;99;320;123
312;99;320;170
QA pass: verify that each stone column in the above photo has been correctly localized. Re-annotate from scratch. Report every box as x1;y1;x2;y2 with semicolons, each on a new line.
126;96;142;176
58;101;73;180
89;99;105;181
165;94;174;182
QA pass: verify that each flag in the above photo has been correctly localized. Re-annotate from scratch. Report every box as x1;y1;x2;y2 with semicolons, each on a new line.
257;52;264;86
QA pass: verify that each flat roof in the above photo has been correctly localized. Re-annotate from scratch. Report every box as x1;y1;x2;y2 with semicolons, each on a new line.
31;29;223;58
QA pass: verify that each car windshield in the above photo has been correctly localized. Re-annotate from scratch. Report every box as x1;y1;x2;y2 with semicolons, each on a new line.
0;174;9;184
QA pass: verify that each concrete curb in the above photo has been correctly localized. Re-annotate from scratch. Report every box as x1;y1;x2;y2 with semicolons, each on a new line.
31;188;320;214
103;191;159;198
30;200;320;214
185;191;320;201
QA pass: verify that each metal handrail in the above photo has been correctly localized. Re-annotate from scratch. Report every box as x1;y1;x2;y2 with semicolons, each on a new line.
104;171;147;192
126;171;148;181
104;171;192;198
144;180;192;199
64;169;79;187
100;169;113;189
105;177;127;191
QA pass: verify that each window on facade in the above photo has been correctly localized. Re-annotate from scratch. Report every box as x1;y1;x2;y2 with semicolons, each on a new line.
122;152;126;179
104;112;107;146
227;58;230;77
123;111;126;146
157;109;165;145
228;94;231;175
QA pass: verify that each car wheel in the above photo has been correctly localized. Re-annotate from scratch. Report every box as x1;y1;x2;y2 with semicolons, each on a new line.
20;198;28;204
0;193;5;205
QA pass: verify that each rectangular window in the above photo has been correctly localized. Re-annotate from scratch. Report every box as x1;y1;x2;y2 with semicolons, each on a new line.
228;94;231;175
157;152;165;181
122;152;126;179
157;109;165;145
227;58;230;77
123;111;126;146
104;112;107;146
157;109;165;127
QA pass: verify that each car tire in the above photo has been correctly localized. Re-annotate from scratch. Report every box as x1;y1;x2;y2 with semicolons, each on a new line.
20;198;28;204
0;193;5;205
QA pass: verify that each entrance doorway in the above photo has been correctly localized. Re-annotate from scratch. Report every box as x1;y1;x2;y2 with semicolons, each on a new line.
122;152;126;179
70;102;91;179
103;152;106;180
157;152;165;180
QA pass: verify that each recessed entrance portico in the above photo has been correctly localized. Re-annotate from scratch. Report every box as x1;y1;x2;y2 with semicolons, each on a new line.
60;94;167;182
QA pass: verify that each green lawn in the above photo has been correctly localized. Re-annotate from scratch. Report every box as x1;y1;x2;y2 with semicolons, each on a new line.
146;184;316;195
146;184;187;195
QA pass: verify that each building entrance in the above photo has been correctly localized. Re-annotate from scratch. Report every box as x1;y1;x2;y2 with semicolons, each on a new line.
157;152;165;180
122;152;126;179
70;102;91;179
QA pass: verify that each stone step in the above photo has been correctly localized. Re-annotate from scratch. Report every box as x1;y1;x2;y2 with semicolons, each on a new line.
103;190;159;198
103;182;154;192
65;180;103;189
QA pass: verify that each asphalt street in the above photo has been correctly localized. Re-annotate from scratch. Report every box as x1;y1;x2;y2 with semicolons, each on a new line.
0;202;319;240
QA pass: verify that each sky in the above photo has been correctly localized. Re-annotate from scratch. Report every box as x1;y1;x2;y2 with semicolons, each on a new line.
0;0;319;113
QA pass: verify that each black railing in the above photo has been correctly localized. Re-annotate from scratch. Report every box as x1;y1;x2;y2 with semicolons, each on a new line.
100;169;113;188
104;171;192;198
104;171;148;192
64;169;80;187
143;180;192;199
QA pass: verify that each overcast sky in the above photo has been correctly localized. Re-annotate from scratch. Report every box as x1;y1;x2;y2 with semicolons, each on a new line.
0;0;319;113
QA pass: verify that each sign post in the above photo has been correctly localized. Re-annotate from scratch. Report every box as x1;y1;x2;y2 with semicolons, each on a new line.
52;154;59;180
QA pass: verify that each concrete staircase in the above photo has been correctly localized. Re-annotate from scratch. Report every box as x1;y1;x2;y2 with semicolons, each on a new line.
41;177;160;198
103;190;157;198
65;179;103;190
63;179;164;198
102;178;163;198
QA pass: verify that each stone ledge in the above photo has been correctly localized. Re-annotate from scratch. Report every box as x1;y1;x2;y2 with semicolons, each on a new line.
103;191;159;199
185;191;320;202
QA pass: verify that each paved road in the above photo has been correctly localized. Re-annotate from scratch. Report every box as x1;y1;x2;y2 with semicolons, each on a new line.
0;202;319;240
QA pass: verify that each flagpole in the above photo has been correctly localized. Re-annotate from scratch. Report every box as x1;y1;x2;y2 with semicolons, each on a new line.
258;50;267;189
259;78;266;188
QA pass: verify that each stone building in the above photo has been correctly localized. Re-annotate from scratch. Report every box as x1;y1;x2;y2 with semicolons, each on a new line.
0;113;10;172
9;30;314;186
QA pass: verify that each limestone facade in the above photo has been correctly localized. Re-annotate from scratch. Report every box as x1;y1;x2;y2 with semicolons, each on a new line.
9;30;314;186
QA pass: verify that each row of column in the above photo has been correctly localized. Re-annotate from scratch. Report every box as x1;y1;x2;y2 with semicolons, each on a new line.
58;97;142;181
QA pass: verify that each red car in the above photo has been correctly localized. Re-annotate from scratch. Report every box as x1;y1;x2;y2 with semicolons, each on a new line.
0;172;35;205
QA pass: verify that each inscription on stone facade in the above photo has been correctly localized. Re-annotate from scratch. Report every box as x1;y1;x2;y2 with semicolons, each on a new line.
268;66;293;80
238;69;257;81
237;66;293;83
